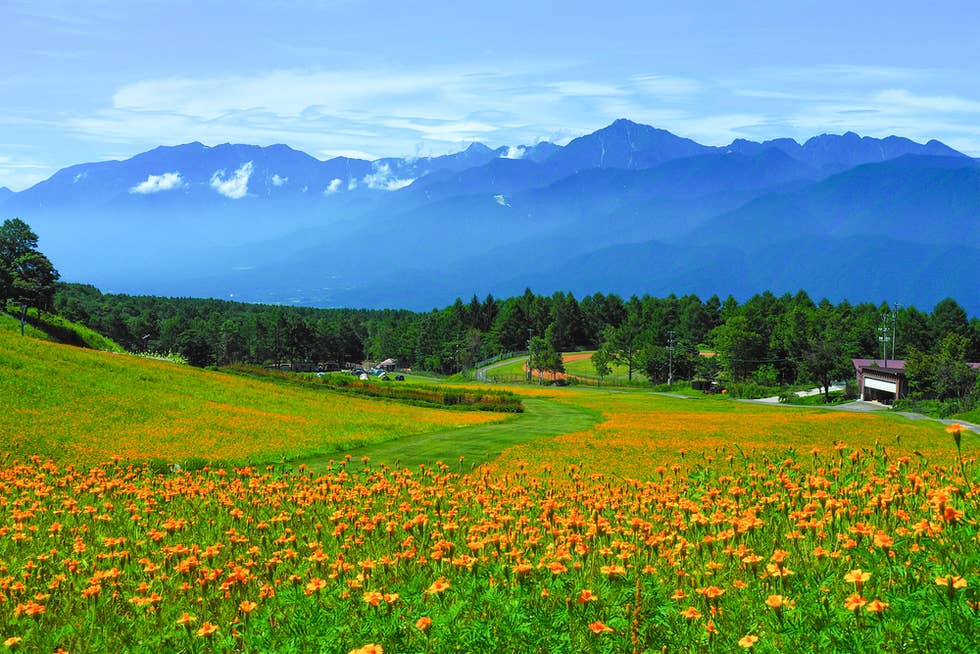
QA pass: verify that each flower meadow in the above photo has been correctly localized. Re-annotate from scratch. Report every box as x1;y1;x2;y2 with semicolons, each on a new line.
1;437;977;653
2;333;979;651
490;390;966;481
0;332;504;466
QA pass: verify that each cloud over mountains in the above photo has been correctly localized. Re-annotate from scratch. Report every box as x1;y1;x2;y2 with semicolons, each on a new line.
210;161;253;199
130;171;185;194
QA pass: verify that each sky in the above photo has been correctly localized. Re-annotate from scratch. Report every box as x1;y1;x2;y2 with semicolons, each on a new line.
1;0;979;190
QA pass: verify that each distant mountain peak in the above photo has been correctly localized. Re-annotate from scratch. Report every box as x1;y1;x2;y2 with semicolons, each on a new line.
464;142;493;153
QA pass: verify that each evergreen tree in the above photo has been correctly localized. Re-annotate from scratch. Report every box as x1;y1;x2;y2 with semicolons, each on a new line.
1;218;59;313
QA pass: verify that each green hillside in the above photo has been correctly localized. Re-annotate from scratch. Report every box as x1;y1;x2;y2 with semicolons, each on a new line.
0;328;504;466
1;306;124;351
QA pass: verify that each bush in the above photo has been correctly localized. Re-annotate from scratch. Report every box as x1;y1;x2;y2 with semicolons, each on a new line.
725;382;782;399
223;366;524;413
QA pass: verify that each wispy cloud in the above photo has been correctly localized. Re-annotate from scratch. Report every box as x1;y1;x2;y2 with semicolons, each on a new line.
362;163;413;191
271;173;287;187
629;74;703;97
502;146;525;159
62;65;702;161
323;178;342;195
130;171;185;194
210;161;253;199
7;59;980;191
0;155;49;190
874;89;980;114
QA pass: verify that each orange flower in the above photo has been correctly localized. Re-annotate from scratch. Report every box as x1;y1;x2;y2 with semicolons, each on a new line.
738;634;759;648
680;606;701;620
935;575;968;589
872;532;894;549
511;563;533;575
425;577;450;595
588;621;614;634
548;561;568;575
577;589;598;604
362;591;384;607
349;646;384;654
305;578;327;595
947;423;965;449
765;595;794;610
844;594;867;611
416;616;432;632
4;637;23;647
697;586;725;600
600;564;626;577
195;622;219;637
844;568;871;593
239;600;258;614
865;599;888;613
176;612;197;626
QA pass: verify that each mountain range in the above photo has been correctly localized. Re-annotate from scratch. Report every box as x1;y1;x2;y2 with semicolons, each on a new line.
2;119;977;313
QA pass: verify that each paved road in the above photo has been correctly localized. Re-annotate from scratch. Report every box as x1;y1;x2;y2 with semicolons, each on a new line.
742;394;980;433
475;356;527;382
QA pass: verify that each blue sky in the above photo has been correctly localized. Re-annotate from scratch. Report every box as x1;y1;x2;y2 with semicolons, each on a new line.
1;0;978;190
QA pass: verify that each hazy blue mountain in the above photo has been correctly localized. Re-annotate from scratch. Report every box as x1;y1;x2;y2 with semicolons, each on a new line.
2;119;975;313
726;132;967;174
376;142;503;180
524;142;562;162
543;119;715;177
402;158;557;202
691;155;980;248
506;235;980;315
0;186;11;205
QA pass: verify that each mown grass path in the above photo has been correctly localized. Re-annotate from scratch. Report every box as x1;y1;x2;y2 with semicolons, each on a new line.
291;397;601;470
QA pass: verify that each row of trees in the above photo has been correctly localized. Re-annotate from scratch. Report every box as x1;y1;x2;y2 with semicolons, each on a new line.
54;283;980;394
591;292;980;398
0;219;60;314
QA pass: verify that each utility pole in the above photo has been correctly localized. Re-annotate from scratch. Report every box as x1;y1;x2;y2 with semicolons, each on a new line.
878;312;891;368
668;330;675;386
891;303;900;361
526;328;533;382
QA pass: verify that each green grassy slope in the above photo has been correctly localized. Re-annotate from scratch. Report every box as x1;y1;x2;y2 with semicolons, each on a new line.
0;329;505;466
1;307;124;351
291;397;601;470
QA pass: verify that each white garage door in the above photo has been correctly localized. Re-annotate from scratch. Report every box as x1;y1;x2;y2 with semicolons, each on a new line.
865;377;897;394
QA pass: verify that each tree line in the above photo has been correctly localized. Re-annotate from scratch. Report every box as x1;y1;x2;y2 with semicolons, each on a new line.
52;283;980;391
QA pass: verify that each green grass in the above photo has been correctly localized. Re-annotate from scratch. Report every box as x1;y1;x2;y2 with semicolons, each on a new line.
779;390;847;406
232;366;524;412
562;352;639;384
953;406;980;424
0;328;505;466
479;355;529;378
480;352;642;385
291;396;601;470
1;306;124;351
0;311;49;340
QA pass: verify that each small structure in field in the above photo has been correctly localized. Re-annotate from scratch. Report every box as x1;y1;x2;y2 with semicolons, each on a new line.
852;359;908;403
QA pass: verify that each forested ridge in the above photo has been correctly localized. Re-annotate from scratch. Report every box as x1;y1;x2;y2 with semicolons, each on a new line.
53;283;980;388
